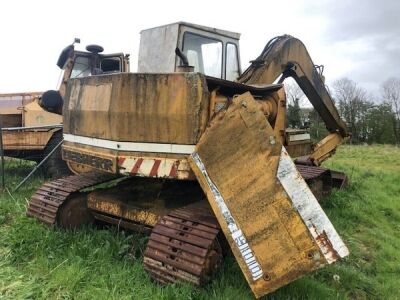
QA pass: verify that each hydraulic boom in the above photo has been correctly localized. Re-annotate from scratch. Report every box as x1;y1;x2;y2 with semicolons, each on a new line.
239;35;349;165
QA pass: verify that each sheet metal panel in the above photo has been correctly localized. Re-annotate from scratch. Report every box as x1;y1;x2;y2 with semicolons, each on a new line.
189;92;348;298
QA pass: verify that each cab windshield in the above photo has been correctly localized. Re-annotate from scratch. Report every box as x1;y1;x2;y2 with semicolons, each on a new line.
183;33;222;78
70;56;91;78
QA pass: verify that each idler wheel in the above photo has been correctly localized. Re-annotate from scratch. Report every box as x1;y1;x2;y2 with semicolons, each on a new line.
57;194;94;229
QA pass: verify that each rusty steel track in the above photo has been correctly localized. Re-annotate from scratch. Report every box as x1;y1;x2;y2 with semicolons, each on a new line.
296;164;333;199
144;204;222;286
295;164;348;200
296;164;330;181
27;172;117;225
295;164;348;189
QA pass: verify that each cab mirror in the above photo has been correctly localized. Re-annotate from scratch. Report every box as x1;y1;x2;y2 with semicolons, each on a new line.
57;38;80;69
56;45;74;69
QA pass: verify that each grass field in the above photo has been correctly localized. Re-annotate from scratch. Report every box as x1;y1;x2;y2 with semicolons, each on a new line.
0;145;399;299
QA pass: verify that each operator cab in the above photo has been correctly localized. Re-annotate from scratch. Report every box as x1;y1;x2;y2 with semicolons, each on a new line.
69;49;128;78
138;22;241;81
40;40;130;114
56;39;130;77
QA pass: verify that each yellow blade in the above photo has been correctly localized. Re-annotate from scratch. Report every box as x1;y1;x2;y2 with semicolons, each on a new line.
189;92;348;298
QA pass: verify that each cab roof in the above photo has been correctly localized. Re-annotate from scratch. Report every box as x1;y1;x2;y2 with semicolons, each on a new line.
140;21;241;40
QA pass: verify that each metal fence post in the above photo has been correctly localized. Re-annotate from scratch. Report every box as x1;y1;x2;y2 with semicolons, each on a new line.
0;115;5;191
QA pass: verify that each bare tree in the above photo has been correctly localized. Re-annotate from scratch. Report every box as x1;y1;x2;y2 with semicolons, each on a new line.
284;79;307;128
333;78;372;143
382;77;400;118
381;77;400;144
284;78;306;106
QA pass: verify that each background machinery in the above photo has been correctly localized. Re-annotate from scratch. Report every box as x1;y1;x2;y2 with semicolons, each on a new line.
0;39;129;178
0;91;67;178
28;22;349;298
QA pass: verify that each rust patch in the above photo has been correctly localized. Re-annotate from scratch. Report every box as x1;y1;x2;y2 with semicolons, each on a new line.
312;224;341;261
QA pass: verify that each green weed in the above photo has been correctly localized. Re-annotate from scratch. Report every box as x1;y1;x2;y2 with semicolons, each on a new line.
0;145;399;299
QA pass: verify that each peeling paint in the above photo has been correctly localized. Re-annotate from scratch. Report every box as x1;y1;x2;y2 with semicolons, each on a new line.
277;147;349;263
191;152;264;281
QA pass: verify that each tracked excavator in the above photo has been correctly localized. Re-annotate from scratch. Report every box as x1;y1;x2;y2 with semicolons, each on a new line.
27;22;349;298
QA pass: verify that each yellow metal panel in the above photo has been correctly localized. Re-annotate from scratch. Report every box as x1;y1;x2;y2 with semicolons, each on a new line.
23;100;62;127
79;83;112;111
62;145;117;173
189;92;348;298
87;193;161;227
310;132;344;165
63;73;210;145
2;129;59;150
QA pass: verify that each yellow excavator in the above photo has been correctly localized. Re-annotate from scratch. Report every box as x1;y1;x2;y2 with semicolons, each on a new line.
27;22;349;298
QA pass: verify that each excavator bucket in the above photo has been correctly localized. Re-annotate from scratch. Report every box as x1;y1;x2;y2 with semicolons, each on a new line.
189;92;349;298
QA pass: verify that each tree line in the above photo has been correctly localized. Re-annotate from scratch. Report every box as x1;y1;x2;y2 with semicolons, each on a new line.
284;77;400;145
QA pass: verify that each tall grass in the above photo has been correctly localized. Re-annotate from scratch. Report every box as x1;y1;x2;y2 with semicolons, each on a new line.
0;145;399;299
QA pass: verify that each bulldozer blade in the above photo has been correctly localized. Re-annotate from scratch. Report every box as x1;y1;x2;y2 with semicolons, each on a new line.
188;92;349;298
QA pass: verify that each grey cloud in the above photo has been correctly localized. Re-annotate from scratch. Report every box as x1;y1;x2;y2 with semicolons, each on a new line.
304;0;400;93
305;0;400;41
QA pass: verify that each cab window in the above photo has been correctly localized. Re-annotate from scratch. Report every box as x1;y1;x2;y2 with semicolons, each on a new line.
226;43;240;81
70;56;91;78
101;57;121;73
183;33;222;78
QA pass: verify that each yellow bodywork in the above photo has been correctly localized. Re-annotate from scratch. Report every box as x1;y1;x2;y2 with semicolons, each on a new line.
87;179;206;227
60;72;348;298
23;25;351;299
0;94;62;151
239;35;349;165
2;128;60;151
61;73;308;176
64;73;209;144
23;100;62;127
88;190;162;227
310;133;346;166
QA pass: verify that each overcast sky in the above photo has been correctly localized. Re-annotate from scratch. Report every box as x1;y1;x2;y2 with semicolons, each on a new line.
0;0;398;96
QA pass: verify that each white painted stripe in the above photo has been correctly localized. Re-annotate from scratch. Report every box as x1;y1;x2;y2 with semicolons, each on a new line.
191;152;263;281
138;159;155;175
277;147;349;263
63;134;196;154
157;160;175;177
121;158;138;172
